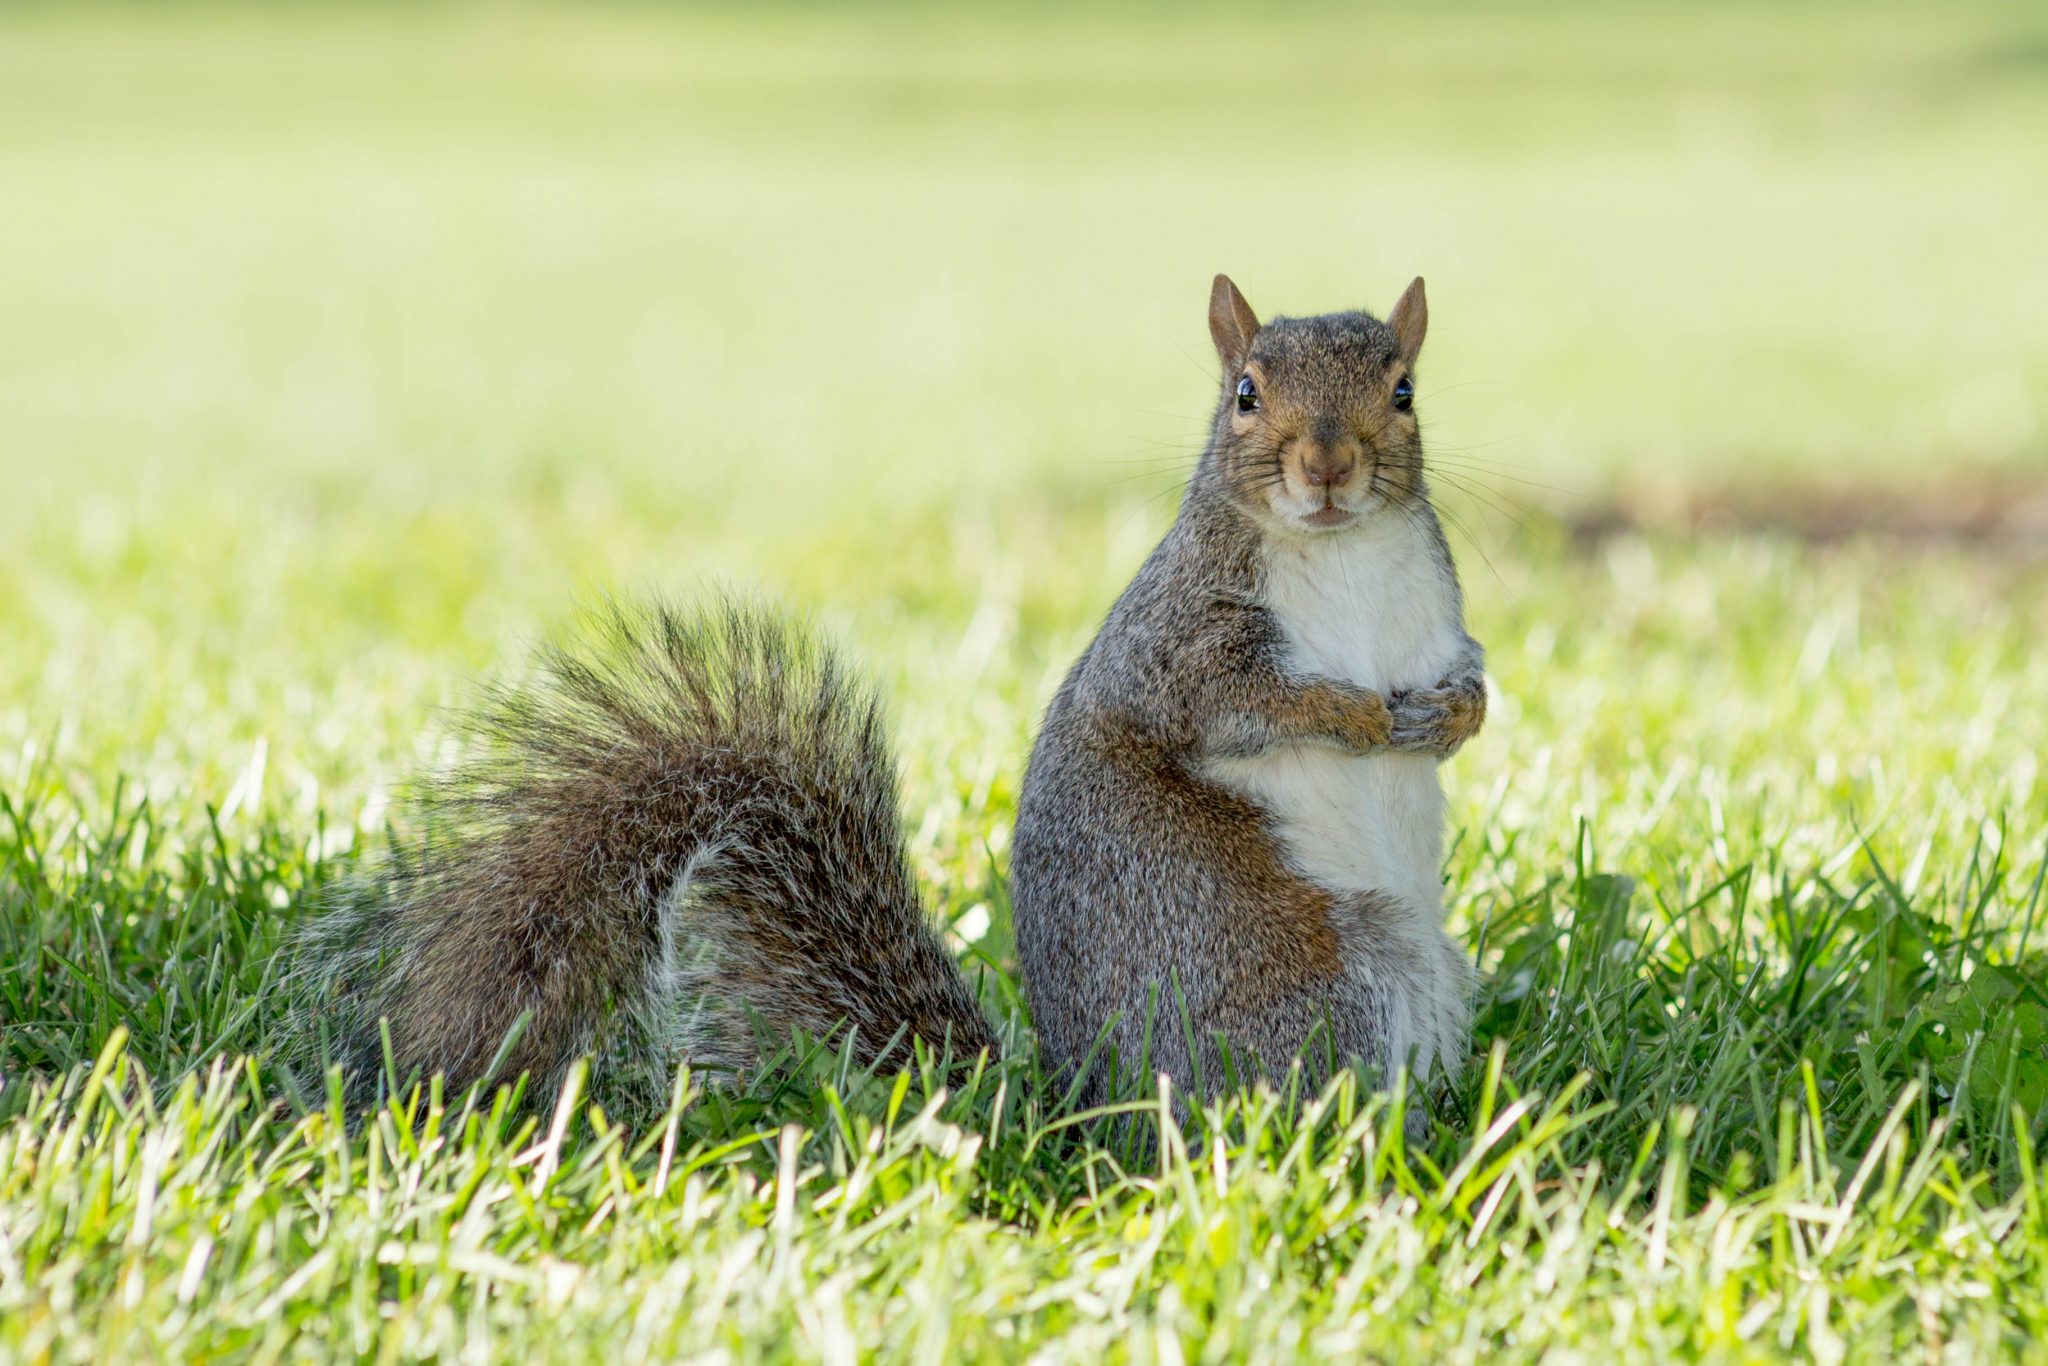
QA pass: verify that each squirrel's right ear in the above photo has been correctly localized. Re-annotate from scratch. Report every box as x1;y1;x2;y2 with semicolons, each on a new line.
1208;274;1261;376
1387;276;1428;366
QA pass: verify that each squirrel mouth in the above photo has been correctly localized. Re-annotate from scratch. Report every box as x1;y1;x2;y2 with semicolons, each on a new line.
1299;506;1357;529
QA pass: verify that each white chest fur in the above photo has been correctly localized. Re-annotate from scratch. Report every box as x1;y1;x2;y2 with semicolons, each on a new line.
1205;512;1465;915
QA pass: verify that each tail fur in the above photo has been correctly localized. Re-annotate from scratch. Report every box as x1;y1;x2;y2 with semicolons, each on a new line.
292;597;998;1103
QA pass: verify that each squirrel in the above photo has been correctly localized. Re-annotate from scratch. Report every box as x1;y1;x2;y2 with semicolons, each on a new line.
1011;276;1484;1105
292;275;1485;1112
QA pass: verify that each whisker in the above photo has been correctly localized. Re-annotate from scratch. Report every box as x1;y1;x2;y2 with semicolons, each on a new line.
1411;487;1506;588
1429;471;1542;537
1426;460;1578;500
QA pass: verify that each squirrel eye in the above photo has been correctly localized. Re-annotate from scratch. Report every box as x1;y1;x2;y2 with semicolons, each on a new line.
1392;375;1415;412
1235;375;1259;413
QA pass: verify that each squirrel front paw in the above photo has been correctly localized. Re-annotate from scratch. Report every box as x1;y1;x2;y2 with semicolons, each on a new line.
1336;688;1395;752
1388;676;1486;755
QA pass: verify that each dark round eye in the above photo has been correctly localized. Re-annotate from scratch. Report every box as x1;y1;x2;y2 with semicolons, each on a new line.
1392;375;1414;412
1235;374;1260;413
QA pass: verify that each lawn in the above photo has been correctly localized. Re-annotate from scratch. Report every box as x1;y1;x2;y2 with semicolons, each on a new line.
3;2;2047;1359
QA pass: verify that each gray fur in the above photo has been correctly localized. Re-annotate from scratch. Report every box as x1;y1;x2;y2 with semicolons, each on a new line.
1011;292;1485;1105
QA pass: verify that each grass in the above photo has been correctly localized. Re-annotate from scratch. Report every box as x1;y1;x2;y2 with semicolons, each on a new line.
4;1;2048;1359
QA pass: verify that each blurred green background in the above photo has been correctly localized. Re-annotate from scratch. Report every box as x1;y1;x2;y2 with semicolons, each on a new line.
2;0;2044;891
9;9;2048;1355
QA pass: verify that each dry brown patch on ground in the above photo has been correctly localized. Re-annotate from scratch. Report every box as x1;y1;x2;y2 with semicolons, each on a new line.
1566;475;2048;553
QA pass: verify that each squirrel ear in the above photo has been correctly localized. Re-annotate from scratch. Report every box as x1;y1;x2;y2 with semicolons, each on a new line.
1387;276;1428;366
1208;274;1261;375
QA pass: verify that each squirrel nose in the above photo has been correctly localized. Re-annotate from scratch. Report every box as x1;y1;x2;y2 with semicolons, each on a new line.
1301;450;1356;489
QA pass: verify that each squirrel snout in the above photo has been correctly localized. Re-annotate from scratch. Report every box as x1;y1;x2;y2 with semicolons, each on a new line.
1301;456;1353;489
1293;442;1362;491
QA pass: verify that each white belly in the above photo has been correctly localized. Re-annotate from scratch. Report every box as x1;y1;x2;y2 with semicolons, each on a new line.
1210;746;1448;909
1205;512;1464;910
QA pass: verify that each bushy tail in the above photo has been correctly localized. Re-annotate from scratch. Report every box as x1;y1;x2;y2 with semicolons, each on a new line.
291;598;998;1104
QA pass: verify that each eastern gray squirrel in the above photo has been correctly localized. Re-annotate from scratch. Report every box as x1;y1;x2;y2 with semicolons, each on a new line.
294;276;1486;1109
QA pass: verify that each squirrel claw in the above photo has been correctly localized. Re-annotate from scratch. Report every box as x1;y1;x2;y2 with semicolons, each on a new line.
1387;678;1485;754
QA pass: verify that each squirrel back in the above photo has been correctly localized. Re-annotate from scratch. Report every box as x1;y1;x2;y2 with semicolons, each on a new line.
291;599;996;1105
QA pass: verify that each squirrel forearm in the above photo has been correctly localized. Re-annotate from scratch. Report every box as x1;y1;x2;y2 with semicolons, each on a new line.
1172;596;1395;759
1200;674;1393;758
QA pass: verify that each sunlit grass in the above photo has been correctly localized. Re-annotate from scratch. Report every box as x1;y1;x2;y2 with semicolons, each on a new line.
3;1;2047;1359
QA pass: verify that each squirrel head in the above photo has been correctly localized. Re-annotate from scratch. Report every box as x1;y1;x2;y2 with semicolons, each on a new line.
1203;274;1430;538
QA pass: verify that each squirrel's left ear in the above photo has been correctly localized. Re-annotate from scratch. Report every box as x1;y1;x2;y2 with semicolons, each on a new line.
1209;274;1261;376
1387;277;1428;366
